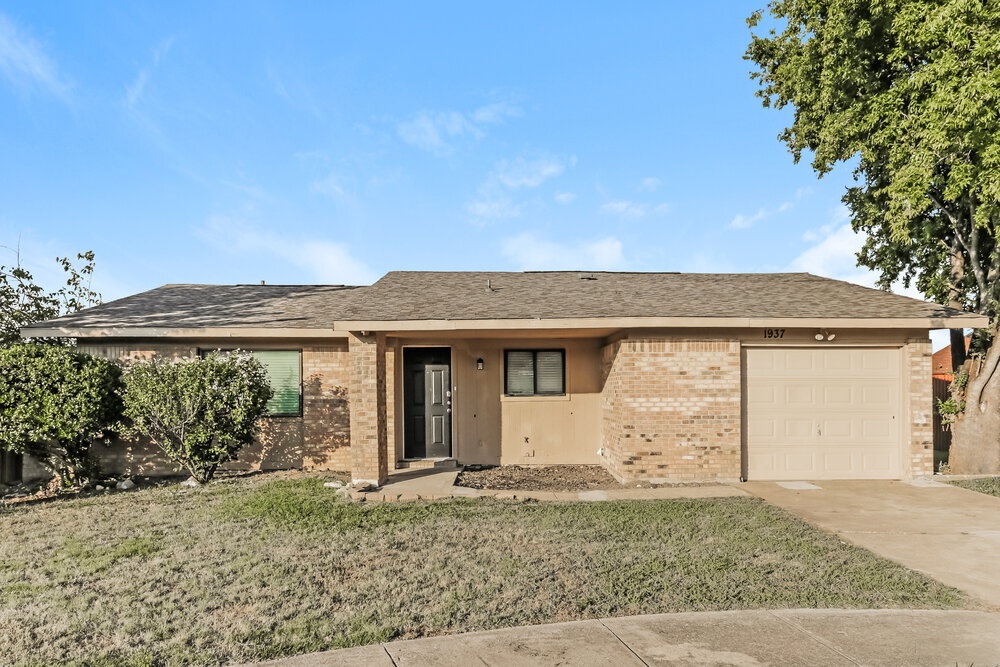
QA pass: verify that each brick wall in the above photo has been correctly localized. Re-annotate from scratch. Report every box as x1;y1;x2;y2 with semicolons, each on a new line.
905;338;934;476
601;337;742;482
79;342;353;477
348;333;388;485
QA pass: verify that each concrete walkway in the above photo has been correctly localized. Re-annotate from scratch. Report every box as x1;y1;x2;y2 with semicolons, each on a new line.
742;479;1000;607
352;469;749;502
251;609;1000;666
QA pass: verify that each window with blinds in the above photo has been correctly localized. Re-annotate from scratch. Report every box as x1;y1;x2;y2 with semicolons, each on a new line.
504;349;565;396
199;349;302;416
252;351;302;416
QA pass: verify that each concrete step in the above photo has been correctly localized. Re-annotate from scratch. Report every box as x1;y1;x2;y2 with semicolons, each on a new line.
396;458;459;470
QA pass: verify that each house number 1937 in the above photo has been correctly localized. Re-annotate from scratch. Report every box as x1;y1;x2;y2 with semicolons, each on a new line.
763;328;786;339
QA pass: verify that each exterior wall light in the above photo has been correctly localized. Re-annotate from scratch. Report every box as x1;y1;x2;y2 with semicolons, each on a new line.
476;358;484;370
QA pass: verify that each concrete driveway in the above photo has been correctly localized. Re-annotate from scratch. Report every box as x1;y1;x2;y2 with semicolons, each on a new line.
742;479;1000;607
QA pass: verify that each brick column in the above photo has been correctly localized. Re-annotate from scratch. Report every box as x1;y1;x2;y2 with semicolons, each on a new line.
905;338;934;476
348;332;388;486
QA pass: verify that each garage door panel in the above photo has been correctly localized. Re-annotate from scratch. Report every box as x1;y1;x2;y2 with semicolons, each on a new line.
745;347;901;480
785;385;815;404
747;418;777;439
821;419;852;438
823;385;853;404
861;418;892;439
821;451;853;473
784;419;814;438
862;385;893;405
747;384;777;405
784;450;817;473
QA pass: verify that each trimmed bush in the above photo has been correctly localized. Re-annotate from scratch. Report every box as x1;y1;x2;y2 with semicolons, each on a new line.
0;343;122;486
121;352;272;483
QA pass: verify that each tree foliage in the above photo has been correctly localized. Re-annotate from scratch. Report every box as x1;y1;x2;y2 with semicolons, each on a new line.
746;0;1000;317
120;352;273;484
0;343;123;486
0;249;101;347
746;0;1000;471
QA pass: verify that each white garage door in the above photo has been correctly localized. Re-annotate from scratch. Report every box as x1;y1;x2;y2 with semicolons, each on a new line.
745;347;902;480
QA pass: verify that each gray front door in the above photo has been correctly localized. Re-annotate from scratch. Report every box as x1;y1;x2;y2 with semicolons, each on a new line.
423;364;452;458
403;347;452;459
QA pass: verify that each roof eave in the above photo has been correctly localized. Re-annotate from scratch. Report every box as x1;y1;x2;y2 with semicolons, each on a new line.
20;314;989;339
330;315;988;331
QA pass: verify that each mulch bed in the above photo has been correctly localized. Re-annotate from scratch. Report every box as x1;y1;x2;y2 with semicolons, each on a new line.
455;464;713;491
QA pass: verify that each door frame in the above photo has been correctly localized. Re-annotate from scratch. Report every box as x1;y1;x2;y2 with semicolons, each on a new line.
400;345;454;459
740;344;906;481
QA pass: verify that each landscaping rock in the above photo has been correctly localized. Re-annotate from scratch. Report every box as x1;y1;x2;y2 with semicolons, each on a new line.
95;485;105;491
351;481;377;492
180;478;199;487
323;480;344;488
116;479;136;491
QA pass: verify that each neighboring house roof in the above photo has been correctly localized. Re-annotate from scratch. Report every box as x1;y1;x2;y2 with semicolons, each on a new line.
26;284;363;329
932;336;971;377
21;271;987;336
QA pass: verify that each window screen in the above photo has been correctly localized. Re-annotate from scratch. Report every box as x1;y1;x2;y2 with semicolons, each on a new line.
200;349;302;416
504;350;565;396
252;351;302;416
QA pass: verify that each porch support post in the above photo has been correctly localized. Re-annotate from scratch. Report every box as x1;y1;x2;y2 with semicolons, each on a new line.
348;331;388;486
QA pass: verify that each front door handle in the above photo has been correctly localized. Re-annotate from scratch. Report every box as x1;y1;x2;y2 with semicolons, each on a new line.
446;408;452;413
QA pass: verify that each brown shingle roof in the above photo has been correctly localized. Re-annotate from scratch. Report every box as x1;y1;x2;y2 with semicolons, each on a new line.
24;271;970;331
336;271;965;321
27;284;363;329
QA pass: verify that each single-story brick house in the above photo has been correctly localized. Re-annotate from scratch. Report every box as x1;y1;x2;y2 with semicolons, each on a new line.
21;271;986;485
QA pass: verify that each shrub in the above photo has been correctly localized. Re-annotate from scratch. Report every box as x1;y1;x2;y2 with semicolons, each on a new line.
0;343;122;486
121;351;272;483
938;368;969;425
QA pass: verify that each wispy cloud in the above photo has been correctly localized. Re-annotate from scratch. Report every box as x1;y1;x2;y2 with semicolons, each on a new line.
0;12;70;100
600;200;670;219
502;232;626;271
124;36;175;109
294;149;330;161
198;215;376;285
729;200;793;229
466;198;521;220
466;152;570;223
495;155;566;188
554;192;576;204
310;172;350;200
638;177;661;192
397;102;521;155
266;61;324;118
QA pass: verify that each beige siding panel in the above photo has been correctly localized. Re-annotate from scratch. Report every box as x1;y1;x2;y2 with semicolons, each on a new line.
744;347;902;480
391;337;603;466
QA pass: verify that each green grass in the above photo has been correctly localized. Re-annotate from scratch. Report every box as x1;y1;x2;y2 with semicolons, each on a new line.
948;476;1000;497
0;474;967;666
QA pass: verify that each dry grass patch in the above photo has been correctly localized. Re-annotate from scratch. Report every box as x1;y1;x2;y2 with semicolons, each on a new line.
0;474;966;665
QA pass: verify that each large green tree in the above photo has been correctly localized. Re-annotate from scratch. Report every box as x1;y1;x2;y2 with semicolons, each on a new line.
746;0;1000;471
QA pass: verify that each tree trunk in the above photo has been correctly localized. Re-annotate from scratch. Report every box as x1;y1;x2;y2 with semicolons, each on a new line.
949;329;968;371
950;330;1000;474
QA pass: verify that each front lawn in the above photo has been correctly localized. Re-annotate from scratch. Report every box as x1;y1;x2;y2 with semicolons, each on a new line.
949;476;1000;497
0;475;966;665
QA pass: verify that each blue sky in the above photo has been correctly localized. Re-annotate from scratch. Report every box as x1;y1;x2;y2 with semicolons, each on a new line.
2;2;891;315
